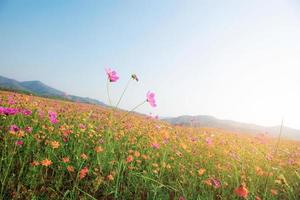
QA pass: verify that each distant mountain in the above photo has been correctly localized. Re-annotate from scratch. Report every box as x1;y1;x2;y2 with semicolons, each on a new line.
0;75;106;106
0;76;31;92
164;115;300;140
20;80;65;97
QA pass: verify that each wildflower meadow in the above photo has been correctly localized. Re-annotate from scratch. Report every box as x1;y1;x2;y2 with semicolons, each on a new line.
0;69;300;200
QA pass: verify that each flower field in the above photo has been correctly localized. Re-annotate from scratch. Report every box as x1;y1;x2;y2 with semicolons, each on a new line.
0;90;300;200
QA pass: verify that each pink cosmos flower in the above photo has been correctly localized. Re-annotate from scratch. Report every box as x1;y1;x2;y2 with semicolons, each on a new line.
146;91;157;107
0;107;4;115
79;123;86;129
211;178;221;188
149;113;159;119
8;96;15;105
288;158;295;165
205;137;213;146
151;143;160;149
48;111;58;124
10;125;20;132
1;107;18;115
266;153;273;161
22;109;32;116
63;137;69;143
25;126;33;133
15;140;24;146
105;68;119;82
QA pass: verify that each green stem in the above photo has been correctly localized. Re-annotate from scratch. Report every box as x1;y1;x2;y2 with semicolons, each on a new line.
0;144;17;196
120;100;146;121
263;119;284;198
75;186;97;200
132;172;178;191
114;161;124;198
106;79;112;106
115;78;131;109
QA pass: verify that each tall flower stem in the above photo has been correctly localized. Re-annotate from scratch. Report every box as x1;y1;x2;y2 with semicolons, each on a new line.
106;79;112;106
263;118;284;198
115;78;131;109
120;100;146;121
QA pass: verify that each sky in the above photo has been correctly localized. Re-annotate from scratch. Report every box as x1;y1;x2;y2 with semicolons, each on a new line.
1;0;300;129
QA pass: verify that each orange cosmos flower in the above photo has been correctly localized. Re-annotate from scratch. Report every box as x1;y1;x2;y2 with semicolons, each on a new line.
107;174;114;181
234;184;249;198
198;168;206;176
255;196;262;200
270;189;278;196
126;155;134;163
51;141;60;149
134;151;140;157
94;146;104;153
41;159;52;167
67;165;74;172
79;167;88;179
62;157;70;163
80;153;88;160
31;161;40;166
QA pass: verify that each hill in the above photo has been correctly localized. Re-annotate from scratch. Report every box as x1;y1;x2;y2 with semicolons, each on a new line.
164;115;300;140
0;75;106;106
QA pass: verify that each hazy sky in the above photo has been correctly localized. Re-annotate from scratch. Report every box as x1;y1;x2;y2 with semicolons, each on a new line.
1;0;300;129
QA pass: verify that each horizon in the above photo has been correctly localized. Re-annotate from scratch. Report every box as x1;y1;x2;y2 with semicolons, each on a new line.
0;73;294;131
1;0;300;129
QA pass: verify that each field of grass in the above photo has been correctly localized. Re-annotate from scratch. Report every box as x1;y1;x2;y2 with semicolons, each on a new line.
0;90;300;200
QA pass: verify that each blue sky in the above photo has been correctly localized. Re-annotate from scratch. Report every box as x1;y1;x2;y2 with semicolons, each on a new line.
1;0;300;129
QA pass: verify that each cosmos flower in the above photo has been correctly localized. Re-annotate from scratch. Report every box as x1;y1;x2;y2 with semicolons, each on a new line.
81;153;88;160
15;140;24;146
205;178;221;188
205;137;213;146
126;155;134;163
21;109;32;116
151;143;160;149
48;111;58;124
67;165;74;172
94;146;104;153
62;157;70;163
25;126;32;133
107;174;114;181
79;123;86;129
198;168;206;176
41;159;52;167
234;184;249;198
146;91;157;107
50;141;60;149
211;178;221;189
1;107;19;115
79;167;89;179
105;68;119;82
134;151;140;157
0;107;5;115
270;189;278;196
31;161;40;167
10;125;20;132
8;96;15;105
7;108;19;115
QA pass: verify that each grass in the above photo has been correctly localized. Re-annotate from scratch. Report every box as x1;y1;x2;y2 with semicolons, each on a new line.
0;90;300;200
